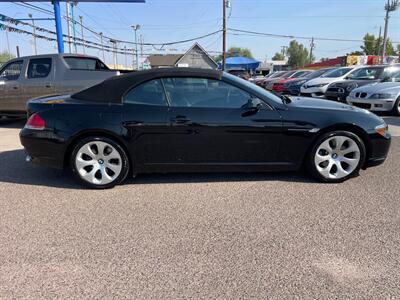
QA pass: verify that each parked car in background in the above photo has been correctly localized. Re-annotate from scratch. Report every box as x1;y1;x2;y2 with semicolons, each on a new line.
325;65;400;102
347;70;400;115
300;67;356;98
264;70;305;91
255;71;286;88
20;68;391;188
0;54;119;120
227;69;251;80
271;70;313;93
282;68;337;95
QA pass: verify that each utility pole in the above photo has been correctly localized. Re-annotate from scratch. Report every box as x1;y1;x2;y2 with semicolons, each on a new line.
124;45;128;69
131;24;140;70
99;32;105;62
377;26;382;56
28;13;37;55
309;37;315;64
66;1;72;53
5;29;11;59
222;0;229;71
16;46;20;58
140;34;144;70
382;0;399;59
110;39;117;69
280;46;288;58
79;16;85;54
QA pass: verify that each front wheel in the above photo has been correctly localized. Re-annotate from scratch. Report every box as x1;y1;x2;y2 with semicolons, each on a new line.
70;137;130;189
308;131;366;183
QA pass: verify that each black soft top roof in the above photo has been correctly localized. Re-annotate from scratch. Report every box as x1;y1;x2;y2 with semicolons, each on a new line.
72;68;223;103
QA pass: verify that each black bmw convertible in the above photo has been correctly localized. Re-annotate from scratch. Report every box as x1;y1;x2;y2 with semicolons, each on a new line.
20;68;391;189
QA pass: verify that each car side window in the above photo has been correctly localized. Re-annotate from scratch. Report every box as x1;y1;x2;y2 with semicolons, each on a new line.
124;79;167;106
0;61;23;81
162;77;251;108
27;58;52;79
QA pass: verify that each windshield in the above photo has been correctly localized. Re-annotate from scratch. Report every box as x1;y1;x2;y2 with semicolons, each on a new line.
269;71;285;78
282;71;297;78
381;66;400;80
292;71;310;78
321;67;353;78
384;70;400;82
350;67;383;80
306;68;334;79
224;73;284;105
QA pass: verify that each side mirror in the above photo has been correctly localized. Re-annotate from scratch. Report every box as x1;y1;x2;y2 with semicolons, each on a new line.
345;74;354;80
241;98;264;117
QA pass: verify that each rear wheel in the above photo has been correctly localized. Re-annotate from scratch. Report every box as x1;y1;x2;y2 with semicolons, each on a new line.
308;131;366;183
70;137;129;189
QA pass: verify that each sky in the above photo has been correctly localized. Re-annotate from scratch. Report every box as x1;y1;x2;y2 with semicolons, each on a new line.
1;0;400;66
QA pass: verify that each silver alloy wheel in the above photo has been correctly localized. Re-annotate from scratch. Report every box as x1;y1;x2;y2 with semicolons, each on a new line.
314;135;361;180
75;141;122;185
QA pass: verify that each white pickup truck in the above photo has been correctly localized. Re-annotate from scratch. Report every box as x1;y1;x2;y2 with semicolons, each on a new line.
0;53;120;119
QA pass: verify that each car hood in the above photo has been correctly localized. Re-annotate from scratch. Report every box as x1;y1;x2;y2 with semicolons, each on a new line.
352;82;400;94
287;96;367;112
330;79;379;87
304;77;338;87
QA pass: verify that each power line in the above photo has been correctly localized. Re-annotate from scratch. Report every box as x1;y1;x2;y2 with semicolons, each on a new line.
228;28;400;45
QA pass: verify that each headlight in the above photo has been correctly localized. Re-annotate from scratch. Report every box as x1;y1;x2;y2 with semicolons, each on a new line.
369;93;396;99
346;83;358;91
375;124;388;137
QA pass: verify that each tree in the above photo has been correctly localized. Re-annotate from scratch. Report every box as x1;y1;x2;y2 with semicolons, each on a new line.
215;46;254;62
0;51;14;65
286;40;311;68
272;52;285;61
350;33;396;56
361;33;376;55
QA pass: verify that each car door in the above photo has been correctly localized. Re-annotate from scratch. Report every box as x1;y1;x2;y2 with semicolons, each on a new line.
0;60;24;112
19;57;55;111
162;77;283;168
121;79;170;169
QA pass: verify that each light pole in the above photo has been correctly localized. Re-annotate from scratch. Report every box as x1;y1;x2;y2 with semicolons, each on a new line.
131;24;141;70
28;13;37;55
66;1;72;53
79;15;85;54
99;32;105;62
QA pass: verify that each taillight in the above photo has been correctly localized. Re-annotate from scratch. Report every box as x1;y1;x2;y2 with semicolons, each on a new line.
25;113;45;130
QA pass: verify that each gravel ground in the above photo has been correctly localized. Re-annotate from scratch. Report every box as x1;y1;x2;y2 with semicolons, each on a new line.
0;119;399;299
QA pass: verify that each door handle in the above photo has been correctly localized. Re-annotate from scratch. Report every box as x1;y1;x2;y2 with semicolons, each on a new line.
123;120;143;126
45;83;52;88
171;116;191;124
12;86;18;90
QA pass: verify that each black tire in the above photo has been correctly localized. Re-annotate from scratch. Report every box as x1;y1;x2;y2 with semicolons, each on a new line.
392;97;400;116
307;131;366;183
70;136;130;189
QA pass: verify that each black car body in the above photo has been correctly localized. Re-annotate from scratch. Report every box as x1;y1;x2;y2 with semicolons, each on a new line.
325;65;400;102
283;68;336;95
20;68;391;188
